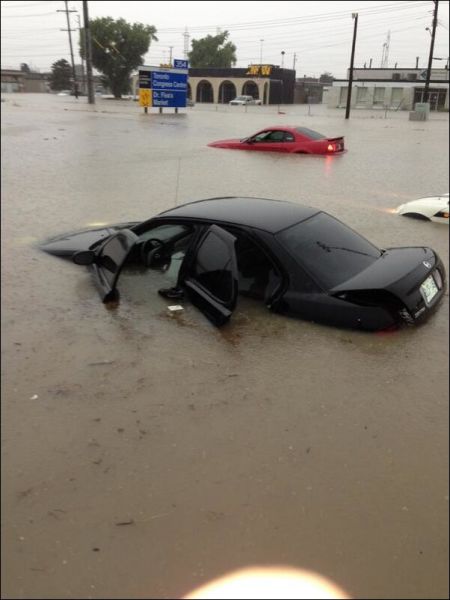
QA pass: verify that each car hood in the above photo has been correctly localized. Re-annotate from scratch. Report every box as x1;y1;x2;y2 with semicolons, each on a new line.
39;222;139;257
331;247;437;306
208;138;243;148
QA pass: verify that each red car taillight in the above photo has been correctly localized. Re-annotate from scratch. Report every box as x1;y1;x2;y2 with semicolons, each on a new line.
327;143;335;152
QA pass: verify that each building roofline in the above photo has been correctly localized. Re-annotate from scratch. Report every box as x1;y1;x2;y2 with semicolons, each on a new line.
334;78;449;84
353;67;448;71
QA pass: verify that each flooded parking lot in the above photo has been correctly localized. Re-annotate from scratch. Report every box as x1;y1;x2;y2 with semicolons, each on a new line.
1;94;449;599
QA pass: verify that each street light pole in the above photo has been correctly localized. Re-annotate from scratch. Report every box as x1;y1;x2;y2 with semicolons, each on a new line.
424;0;439;102
260;39;264;67
281;50;285;68
345;12;358;119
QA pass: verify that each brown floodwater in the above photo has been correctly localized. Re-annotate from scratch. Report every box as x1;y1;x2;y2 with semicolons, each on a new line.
1;94;448;599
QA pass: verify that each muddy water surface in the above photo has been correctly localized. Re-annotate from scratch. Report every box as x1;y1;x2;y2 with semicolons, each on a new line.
1;95;449;599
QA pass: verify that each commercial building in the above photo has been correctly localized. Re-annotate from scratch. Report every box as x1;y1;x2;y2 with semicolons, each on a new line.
294;77;326;104
132;64;296;105
188;65;295;104
1;69;49;93
327;67;449;111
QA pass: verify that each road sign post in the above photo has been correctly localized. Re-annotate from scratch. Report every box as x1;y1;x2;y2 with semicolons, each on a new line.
138;60;189;114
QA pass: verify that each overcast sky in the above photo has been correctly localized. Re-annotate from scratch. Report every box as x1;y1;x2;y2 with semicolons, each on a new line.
1;0;449;77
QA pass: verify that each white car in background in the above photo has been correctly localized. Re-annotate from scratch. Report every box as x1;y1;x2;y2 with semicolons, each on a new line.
229;95;262;106
397;193;449;224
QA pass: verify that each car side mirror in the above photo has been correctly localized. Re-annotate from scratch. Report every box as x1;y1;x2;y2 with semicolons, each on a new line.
73;250;96;265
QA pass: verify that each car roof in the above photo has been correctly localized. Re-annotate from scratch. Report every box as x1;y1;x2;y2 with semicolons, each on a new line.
255;125;324;136
258;125;296;131
158;197;320;233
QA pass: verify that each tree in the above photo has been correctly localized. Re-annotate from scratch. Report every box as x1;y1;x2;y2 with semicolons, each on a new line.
80;17;157;99
188;31;237;68
49;59;72;91
20;63;31;73
319;72;335;84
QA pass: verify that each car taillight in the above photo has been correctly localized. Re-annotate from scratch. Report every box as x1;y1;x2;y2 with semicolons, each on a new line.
327;143;334;152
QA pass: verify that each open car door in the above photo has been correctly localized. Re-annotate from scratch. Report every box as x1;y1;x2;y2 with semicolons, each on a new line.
74;230;139;302
178;224;238;326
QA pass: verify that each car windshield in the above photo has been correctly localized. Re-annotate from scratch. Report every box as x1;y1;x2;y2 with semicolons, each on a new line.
277;212;381;289
235;96;248;101
295;127;326;140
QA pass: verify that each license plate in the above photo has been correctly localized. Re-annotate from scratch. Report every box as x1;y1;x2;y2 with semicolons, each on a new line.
421;275;439;304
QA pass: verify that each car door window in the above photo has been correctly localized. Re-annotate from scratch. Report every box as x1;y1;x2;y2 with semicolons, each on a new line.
221;227;282;302
138;223;190;244
266;130;286;142
251;131;272;142
163;231;195;284
283;132;295;142
192;230;235;302
135;223;195;286
93;229;139;301
178;225;239;326
98;233;135;288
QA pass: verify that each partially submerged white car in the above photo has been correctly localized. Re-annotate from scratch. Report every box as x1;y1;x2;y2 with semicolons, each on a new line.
229;95;262;106
397;193;449;224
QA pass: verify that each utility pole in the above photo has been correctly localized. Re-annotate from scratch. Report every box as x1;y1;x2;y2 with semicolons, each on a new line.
293;53;297;71
57;1;78;98
183;27;190;59
424;0;439;102
82;0;95;104
345;12;358;119
76;14;85;95
169;46;173;66
381;30;391;68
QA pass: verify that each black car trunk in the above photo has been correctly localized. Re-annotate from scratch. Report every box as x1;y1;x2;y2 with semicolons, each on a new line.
331;247;442;312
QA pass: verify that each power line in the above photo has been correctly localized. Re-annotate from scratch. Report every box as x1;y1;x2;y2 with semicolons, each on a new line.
1;11;56;18
157;2;430;33
2;53;71;57
3;1;447;73
151;15;430;58
222;14;427;46
1;1;57;7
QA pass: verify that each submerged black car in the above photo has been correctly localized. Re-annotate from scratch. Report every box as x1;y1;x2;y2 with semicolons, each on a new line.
40;197;446;330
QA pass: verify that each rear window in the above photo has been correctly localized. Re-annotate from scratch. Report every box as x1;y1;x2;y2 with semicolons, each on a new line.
277;213;381;289
295;127;326;140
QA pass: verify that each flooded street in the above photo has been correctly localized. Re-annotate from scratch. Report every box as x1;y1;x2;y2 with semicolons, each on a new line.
1;94;448;599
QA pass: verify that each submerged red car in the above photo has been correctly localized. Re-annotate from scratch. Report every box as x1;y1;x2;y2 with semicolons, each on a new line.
208;126;345;155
